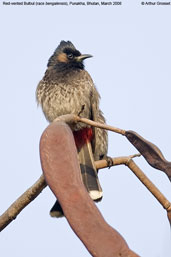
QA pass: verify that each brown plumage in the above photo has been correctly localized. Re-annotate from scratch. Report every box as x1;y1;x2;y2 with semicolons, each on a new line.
36;41;108;217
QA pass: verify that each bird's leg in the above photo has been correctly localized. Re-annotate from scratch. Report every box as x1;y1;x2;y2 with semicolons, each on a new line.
78;104;85;116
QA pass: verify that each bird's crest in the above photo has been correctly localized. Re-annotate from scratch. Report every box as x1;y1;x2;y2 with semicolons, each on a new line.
47;41;77;67
56;41;76;53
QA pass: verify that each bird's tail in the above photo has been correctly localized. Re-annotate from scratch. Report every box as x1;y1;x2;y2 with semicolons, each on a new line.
50;128;102;218
74;127;103;201
78;139;103;201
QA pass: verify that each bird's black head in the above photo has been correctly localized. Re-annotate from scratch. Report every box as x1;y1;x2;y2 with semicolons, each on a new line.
47;41;92;70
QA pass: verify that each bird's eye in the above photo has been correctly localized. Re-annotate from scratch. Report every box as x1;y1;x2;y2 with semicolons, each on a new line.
67;53;74;60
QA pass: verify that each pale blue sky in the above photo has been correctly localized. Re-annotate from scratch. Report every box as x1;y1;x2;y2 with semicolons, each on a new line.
0;1;171;257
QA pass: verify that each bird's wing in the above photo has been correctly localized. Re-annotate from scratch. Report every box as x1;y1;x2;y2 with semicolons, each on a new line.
90;88;108;161
90;90;99;156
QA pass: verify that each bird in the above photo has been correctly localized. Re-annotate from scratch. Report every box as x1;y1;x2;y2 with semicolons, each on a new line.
36;40;108;217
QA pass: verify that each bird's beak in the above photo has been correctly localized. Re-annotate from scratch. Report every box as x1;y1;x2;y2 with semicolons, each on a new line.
76;54;93;62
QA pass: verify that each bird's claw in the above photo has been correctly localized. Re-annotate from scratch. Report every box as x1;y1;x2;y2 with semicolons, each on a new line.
105;156;114;168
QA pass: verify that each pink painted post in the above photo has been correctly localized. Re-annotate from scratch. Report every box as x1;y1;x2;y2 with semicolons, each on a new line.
39;121;139;257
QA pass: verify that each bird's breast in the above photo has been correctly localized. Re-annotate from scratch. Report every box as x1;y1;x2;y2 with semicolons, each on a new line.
38;77;93;130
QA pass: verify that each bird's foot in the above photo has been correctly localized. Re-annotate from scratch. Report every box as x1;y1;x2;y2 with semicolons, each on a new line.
105;156;114;168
